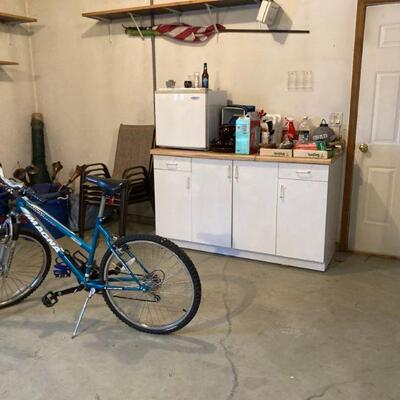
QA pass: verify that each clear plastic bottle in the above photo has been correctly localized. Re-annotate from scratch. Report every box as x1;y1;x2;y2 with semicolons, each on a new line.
298;116;312;143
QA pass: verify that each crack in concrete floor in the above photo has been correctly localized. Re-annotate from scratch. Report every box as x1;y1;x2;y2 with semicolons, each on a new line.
219;259;239;400
304;381;351;400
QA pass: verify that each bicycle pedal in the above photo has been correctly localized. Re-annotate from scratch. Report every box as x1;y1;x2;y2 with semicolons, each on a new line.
42;291;58;308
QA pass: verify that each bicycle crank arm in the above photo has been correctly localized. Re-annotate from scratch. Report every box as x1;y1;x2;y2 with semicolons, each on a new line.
42;284;84;308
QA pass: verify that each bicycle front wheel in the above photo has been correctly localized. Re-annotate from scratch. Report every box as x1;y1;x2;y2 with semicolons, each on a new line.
0;228;51;309
100;234;201;334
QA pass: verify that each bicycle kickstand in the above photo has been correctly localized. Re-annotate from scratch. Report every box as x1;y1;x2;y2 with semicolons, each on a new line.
72;288;96;339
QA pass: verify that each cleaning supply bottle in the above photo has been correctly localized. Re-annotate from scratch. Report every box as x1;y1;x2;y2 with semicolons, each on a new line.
282;117;297;142
298;116;311;143
287;118;297;141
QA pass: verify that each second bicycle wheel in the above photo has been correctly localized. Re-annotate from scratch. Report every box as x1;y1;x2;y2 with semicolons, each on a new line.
100;234;201;334
0;228;51;309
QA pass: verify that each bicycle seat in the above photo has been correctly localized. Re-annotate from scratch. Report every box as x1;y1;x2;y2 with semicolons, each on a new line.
85;176;127;195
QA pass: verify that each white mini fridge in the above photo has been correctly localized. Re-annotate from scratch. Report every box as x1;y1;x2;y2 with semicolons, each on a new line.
155;89;227;150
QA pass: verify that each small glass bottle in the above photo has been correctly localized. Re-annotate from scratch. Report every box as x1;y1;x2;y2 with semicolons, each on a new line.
194;72;200;88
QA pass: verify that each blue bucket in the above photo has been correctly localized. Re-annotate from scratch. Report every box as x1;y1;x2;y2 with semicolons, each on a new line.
24;183;69;239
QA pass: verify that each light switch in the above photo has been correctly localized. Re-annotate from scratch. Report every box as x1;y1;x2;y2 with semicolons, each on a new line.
329;112;343;127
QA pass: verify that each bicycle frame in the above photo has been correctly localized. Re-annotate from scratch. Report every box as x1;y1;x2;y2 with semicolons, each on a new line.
15;195;149;292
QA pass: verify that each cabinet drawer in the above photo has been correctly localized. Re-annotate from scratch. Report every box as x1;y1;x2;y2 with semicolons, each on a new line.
279;163;329;182
154;156;191;172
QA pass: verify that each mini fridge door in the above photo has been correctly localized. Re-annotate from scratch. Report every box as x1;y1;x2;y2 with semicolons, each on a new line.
155;90;207;149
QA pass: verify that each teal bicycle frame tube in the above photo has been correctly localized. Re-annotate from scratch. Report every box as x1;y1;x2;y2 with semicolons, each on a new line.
15;196;146;292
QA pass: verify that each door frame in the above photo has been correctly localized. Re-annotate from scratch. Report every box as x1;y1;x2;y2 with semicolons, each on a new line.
340;0;400;251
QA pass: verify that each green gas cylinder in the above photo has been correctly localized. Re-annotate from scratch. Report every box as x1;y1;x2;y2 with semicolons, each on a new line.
30;113;51;184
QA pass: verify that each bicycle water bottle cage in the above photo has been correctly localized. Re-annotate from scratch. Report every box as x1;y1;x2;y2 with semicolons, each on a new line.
72;250;88;271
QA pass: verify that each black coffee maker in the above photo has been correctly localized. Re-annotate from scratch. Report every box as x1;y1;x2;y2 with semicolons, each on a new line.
210;124;236;153
210;105;256;153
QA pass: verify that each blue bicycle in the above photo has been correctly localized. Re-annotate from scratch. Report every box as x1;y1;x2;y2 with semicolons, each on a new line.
0;165;201;337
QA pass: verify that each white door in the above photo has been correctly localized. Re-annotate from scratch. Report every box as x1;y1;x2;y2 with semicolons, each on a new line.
349;3;400;256
154;169;191;241
232;161;278;254
191;159;232;247
277;179;327;262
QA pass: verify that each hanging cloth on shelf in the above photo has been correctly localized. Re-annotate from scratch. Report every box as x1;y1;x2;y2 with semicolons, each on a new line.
125;23;226;42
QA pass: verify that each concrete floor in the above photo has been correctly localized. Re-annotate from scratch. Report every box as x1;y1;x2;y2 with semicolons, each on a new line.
1;222;400;400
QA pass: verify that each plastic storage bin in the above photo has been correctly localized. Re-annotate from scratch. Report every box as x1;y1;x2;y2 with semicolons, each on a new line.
24;183;69;239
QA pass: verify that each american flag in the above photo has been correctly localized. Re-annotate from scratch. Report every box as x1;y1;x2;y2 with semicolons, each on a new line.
153;23;225;42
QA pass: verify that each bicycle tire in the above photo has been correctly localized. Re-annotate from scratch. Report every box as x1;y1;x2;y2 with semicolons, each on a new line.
0;228;51;309
100;234;201;334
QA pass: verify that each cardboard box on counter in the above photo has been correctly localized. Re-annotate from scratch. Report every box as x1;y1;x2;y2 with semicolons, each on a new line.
293;149;335;159
259;148;293;158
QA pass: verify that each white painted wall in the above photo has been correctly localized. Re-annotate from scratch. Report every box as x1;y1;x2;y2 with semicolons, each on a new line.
27;0;357;182
154;0;357;130
0;0;36;176
28;0;155;182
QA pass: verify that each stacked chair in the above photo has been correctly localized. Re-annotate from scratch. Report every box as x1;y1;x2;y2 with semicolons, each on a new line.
78;125;155;238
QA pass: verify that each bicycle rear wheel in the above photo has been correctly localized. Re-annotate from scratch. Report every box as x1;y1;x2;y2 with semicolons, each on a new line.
100;234;201;334
0;228;51;309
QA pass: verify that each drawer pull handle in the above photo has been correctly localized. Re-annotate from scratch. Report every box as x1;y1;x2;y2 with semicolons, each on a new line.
228;165;232;179
234;165;239;180
280;184;285;199
296;170;312;175
166;162;178;169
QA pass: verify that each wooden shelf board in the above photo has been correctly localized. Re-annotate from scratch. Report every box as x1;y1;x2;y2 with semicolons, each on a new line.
0;60;19;66
83;0;258;20
0;12;37;24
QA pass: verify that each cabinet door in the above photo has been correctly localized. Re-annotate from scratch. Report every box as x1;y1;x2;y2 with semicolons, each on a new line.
154;169;191;241
276;179;328;262
232;161;278;254
191;159;232;247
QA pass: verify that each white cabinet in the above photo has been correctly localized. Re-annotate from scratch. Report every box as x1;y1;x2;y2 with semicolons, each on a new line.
154;158;191;241
232;161;278;254
191;158;233;247
276;176;328;263
153;154;342;271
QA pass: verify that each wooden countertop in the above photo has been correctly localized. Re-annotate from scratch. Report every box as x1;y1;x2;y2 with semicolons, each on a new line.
151;148;342;165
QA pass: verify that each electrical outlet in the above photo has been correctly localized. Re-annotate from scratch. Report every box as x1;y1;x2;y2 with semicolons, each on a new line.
329;112;343;127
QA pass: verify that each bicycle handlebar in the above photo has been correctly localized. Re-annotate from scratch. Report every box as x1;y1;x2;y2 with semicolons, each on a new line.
0;164;25;191
0;164;47;204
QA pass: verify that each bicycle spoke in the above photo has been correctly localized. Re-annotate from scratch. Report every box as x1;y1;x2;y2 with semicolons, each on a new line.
0;234;47;307
104;238;198;332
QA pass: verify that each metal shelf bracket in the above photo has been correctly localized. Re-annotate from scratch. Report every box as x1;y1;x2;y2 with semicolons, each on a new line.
164;8;182;23
128;13;144;40
204;3;219;33
8;23;14;46
96;16;113;43
0;21;18;46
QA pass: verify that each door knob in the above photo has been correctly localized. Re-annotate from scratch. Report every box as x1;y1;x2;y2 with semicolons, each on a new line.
359;143;369;153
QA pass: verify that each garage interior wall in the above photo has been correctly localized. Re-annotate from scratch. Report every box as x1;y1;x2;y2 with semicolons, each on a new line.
0;0;36;176
3;0;357;180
